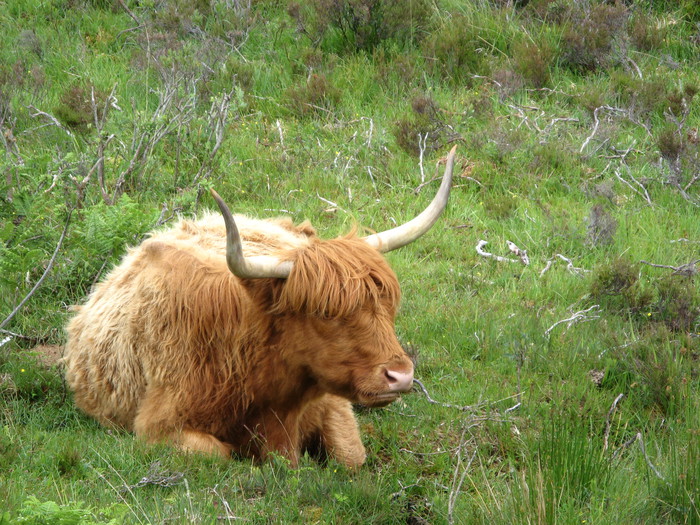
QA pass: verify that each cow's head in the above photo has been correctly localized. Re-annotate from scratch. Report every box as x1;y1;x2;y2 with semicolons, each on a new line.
211;146;457;407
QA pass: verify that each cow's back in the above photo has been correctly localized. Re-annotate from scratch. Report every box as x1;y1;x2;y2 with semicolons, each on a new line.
64;213;315;430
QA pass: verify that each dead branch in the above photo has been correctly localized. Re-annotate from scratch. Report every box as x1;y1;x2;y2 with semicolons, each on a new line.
418;132;428;183
507;241;529;265
413;378;485;412
1;124;24;167
193;88;239;184
210;485;245;522
604;141;637;162
0;211;72;330
670;238;700;244
26;105;72;136
544;305;600;338
413;378;523;415
128;461;184;490
580;105;630;154
475;240;528;266
113;76;196;201
363;116;373;148
636;432;667;482
603;393;624;452
615;166;652;205
640;259;699;277
540;254;589;278
0;328;50;345
447;426;477;525
316;193;346;213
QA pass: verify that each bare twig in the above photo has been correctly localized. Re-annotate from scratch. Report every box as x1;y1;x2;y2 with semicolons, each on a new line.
413;378;483;412
603;393;624;452
0;211;72;330
476;240;519;264
615;166;652;205
507;241;529;266
448;426;477;525
413;378;522;414
194;88;238;183
210;485;246;522
640;259;699;277
0;328;50;344
128;461;184;490
544;305;600;338
363;116;373;148
636;432;666;482
580;105;629;154
540;254;589;278
418;132;428;183
26;105;72;136
316;193;346;213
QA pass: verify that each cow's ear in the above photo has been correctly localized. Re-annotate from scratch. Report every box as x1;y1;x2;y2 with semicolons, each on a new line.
296;220;317;238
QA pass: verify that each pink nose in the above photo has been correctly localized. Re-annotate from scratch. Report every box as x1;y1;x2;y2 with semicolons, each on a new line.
384;368;414;392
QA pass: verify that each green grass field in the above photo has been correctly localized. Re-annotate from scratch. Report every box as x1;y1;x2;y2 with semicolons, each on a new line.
1;0;699;523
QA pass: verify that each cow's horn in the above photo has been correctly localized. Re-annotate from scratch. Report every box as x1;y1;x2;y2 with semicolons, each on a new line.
210;189;293;279
364;145;457;253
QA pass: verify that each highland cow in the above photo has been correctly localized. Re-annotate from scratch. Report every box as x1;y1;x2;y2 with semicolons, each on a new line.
64;147;456;467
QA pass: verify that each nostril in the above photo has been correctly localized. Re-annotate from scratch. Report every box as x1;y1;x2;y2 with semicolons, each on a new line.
384;368;414;392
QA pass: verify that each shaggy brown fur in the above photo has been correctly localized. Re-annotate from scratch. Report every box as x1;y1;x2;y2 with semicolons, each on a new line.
64;213;414;467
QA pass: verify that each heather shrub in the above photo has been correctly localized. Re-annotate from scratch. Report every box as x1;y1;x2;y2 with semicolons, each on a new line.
653;275;700;333
54;83;108;134
601;327;691;417
288;0;432;53
285;73;341;117
511;37;554;89
423;12;495;82
590;258;653;315
629;11;664;52
560;2;629;73
586;203;617;247
392;95;457;156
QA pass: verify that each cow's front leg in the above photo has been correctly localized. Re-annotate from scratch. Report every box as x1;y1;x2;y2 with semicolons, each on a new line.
300;395;366;468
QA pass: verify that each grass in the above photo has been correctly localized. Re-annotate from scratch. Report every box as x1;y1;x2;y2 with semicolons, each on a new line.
1;0;700;523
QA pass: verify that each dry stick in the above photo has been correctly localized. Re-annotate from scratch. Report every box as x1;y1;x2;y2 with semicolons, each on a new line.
684;172;700;191
507;241;529;266
603;393;625;452
413;378;483;412
447;427;477;525
194;90;235;183
544;305;600;338
476;240;519;264
316;193;346;213
418;132;428;183
0;211;72;330
363;116;374;148
540;254;589;277
615;166;652;205
413;378;523;414
276;118;285;148
92;84;120;204
640;258;699;277
635;432;667;482
88;447;150;525
26;105;73;136
211;485;244;522
580;105;628;153
541;117;579;138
